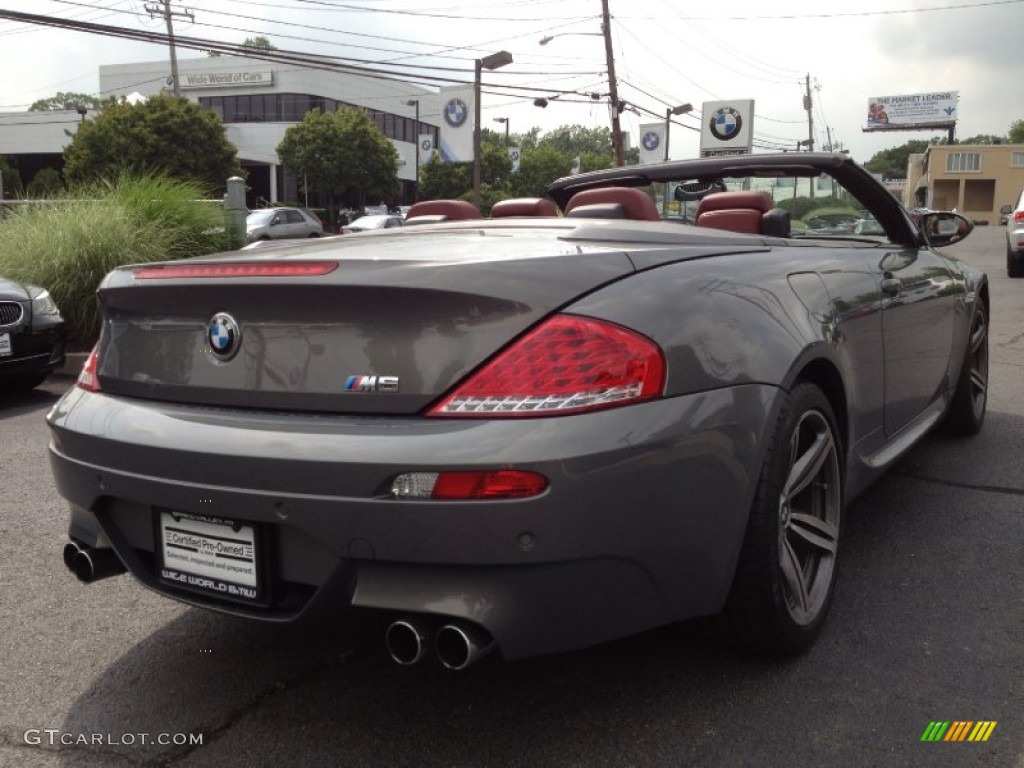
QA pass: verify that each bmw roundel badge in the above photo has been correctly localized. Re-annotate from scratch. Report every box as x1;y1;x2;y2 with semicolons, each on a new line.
444;98;469;128
208;312;241;360
709;107;743;142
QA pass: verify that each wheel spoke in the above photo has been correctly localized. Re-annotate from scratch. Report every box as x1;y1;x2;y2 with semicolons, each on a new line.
784;424;834;501
780;538;809;614
969;368;987;395
970;321;986;353
788;512;838;555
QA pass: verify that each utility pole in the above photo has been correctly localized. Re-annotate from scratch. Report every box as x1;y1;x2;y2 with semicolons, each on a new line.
803;73;815;197
601;0;625;166
145;1;194;97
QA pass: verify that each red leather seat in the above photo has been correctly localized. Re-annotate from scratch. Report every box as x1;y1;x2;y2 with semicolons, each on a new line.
695;191;774;234
565;187;661;221
490;198;558;218
405;200;482;220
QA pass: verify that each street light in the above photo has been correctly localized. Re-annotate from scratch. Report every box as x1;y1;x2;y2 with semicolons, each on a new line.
404;98;420;203
473;50;513;208
538;3;623;166
493;117;510;146
663;103;693;161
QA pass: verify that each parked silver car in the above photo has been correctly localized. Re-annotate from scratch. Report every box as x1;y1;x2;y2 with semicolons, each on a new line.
246;207;323;242
1006;190;1024;277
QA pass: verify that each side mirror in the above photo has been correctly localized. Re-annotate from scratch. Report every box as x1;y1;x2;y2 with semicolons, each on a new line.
920;211;973;247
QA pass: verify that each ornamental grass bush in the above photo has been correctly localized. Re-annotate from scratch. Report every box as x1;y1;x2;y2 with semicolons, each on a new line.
0;174;236;341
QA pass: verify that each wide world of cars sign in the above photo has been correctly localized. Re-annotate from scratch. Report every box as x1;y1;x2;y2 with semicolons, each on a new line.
864;91;959;131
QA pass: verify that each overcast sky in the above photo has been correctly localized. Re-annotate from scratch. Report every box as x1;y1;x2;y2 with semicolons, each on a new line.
1;0;1021;164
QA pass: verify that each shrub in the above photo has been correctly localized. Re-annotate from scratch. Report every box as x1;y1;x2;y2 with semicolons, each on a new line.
0;173;236;341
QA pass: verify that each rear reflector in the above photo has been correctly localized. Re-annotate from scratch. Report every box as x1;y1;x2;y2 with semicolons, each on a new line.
391;471;548;500
76;346;101;392
133;262;338;279
428;314;665;417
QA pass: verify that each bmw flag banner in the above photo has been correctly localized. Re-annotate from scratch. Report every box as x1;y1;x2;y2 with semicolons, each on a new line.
638;123;665;165
438;85;475;163
508;146;521;173
418;134;434;165
700;99;755;157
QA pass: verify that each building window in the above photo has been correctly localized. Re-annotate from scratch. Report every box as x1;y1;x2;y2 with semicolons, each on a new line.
946;152;980;172
1012;152;1024;167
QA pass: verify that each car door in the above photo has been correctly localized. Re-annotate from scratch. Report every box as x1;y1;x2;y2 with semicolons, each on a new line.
877;245;958;435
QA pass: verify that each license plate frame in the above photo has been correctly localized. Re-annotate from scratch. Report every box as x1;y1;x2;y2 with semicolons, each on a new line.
156;509;269;606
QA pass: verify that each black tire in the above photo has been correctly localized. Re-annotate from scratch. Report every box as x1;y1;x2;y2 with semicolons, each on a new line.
719;381;842;655
944;303;988;435
0;372;48;391
1008;242;1024;278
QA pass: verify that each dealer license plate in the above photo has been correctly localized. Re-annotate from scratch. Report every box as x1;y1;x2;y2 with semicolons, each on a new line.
0;333;11;357
158;511;262;603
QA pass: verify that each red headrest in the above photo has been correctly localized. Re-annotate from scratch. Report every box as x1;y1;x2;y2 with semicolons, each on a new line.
696;190;774;216
490;197;558;218
405;200;482;220
565;187;661;221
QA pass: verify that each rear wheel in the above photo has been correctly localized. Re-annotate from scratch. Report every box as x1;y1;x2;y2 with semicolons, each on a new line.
719;381;842;655
944;303;988;435
1007;242;1024;278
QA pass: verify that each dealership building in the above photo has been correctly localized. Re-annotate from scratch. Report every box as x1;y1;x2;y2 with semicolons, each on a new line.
0;54;441;208
906;143;1024;223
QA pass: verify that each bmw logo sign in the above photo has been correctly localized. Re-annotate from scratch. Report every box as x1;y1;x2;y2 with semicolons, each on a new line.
642;131;661;152
420;138;432;151
208;313;241;360
710;107;743;141
443;98;469;128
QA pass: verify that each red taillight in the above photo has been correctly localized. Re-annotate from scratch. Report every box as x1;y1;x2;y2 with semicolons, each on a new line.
1014;211;1024;223
76;346;101;392
391;470;548;500
132;262;338;279
428;314;665;417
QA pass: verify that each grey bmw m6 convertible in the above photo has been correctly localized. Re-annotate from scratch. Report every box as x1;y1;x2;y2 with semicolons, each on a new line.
48;154;988;669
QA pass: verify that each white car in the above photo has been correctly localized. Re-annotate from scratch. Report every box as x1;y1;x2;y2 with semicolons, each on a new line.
1006;189;1024;278
342;214;405;233
246;207;324;242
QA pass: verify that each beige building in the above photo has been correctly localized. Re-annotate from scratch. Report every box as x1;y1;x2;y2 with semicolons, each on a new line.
906;143;1024;223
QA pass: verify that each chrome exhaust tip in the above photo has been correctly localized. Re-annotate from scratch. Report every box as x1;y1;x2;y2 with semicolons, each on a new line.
385;619;432;666
70;544;127;583
435;622;495;671
62;541;81;572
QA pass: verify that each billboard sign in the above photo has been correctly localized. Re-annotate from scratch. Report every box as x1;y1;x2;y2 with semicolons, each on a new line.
700;100;754;157
865;91;958;131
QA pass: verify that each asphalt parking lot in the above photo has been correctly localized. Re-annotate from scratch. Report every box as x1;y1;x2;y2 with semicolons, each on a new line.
0;226;1021;767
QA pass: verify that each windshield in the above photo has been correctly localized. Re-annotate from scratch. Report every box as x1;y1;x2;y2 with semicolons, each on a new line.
247;211;275;225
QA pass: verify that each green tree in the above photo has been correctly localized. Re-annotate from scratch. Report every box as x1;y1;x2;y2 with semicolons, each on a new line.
864;139;932;179
25;168;63;198
0;156;24;198
1009;120;1024;144
419;157;471;201
507;145;574;198
277;107;399;227
29;92;104;112
957;134;1005;145
63;93;241;191
538;124;614;158
243;36;277;50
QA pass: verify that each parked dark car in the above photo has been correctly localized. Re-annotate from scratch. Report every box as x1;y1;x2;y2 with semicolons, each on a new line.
0;277;65;390
48;153;987;670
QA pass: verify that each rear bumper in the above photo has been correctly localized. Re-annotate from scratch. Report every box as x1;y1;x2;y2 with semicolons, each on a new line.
48;384;781;659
